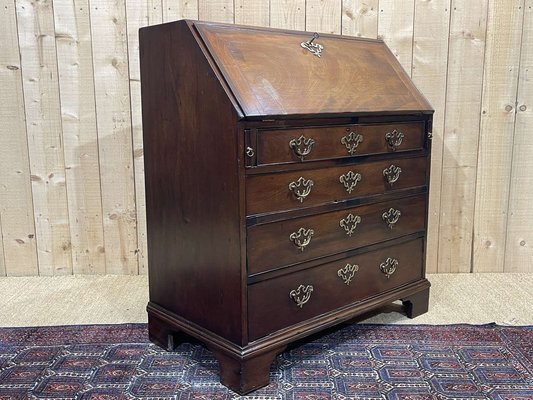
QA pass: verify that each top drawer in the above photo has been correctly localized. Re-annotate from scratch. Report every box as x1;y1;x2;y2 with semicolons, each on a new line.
256;122;425;166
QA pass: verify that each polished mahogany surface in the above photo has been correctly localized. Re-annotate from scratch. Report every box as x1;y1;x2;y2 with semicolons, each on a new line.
195;22;432;118
140;19;433;395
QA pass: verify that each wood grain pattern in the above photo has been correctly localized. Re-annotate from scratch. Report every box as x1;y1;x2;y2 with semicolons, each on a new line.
270;0;305;30
438;0;488;273
306;0;341;34
235;0;269;26
16;0;72;275
342;0;378;39
199;0;234;22
163;0;197;22
473;0;524;272
54;0;106;274
411;0;451;273
504;0;533;272
0;0;531;275
90;0;138;274
377;0;415;76
0;0;39;276
126;0;163;275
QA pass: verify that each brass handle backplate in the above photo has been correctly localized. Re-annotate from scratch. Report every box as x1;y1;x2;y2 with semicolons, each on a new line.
382;208;401;229
337;263;359;285
339;213;362;237
380;257;398;279
289;177;314;202
289;284;314;308
289;135;315;161
341;131;363;156
383;165;402;186
385;129;405;151
339;171;362;194
289;227;315;251
300;32;323;57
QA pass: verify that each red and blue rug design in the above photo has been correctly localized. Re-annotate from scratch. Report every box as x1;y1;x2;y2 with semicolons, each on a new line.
0;323;531;399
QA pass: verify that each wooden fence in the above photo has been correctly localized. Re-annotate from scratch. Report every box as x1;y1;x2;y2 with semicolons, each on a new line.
0;0;531;275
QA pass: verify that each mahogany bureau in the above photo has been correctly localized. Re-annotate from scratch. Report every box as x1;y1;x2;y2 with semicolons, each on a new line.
140;20;433;394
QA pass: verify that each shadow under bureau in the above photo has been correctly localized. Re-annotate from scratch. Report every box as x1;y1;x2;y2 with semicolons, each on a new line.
140;20;434;394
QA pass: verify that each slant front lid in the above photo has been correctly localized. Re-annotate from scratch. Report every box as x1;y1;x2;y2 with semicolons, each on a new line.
194;21;432;119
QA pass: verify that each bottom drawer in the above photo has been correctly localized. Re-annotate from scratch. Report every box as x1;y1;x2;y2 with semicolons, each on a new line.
248;238;424;341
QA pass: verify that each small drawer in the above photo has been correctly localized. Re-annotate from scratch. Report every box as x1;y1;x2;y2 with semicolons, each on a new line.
248;238;424;341
256;122;425;166
246;156;427;216
247;194;426;275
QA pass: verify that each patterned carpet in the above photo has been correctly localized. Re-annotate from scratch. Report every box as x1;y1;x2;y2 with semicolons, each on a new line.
0;323;531;399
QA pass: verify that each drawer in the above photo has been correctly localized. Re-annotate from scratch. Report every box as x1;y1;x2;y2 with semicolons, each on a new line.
248;238;424;341
247;195;426;275
246;156;427;216
256;122;425;166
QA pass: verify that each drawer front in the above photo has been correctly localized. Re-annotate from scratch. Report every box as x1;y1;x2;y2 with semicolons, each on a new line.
247;195;426;275
248;238;424;341
246;156;427;216
257;122;425;165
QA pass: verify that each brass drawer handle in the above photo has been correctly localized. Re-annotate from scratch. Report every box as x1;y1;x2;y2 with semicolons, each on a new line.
289;227;315;251
341;131;363;155
289;135;315;161
339;171;362;194
385;129;405;151
289;284;314;308
340;213;362;237
289;177;314;202
382;208;401;229
337;263;359;285
383;165;402;186
380;257;398;278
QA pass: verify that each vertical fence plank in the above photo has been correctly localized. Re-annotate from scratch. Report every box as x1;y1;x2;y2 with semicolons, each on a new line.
306;0;341;34
235;0;269;26
342;0;378;38
0;215;5;276
90;0;138;274
163;0;197;22
473;0;524;272
438;0;488;273
412;0;451;274
16;0;72;275
505;0;533;273
0;0;39;276
126;0;163;275
54;0;106;274
199;0;234;23
270;0;305;30
378;0;415;75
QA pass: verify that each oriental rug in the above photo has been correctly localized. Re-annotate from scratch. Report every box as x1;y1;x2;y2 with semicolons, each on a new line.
0;323;531;399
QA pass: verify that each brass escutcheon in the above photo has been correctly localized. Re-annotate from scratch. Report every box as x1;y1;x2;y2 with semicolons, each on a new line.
341;131;363;156
337;263;359;285
383;165;402;186
385;129;405;151
339;170;362;194
289;227;315;251
382;208;401;229
288;177;314;202
289;284;314;308
339;213;362;237
380;257;398;279
289;135;315;161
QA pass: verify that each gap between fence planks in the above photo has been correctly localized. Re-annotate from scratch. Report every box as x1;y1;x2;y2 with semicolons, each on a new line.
0;0;531;275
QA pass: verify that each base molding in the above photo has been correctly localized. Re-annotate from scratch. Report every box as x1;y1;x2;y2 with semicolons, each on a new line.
147;278;431;394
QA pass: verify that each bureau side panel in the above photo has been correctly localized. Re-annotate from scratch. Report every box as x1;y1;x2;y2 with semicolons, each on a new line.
140;21;242;344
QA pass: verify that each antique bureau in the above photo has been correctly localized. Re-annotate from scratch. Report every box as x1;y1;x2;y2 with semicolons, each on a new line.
140;20;433;394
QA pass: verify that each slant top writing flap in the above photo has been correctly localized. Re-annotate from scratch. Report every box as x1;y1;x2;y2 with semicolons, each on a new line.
194;21;432;118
